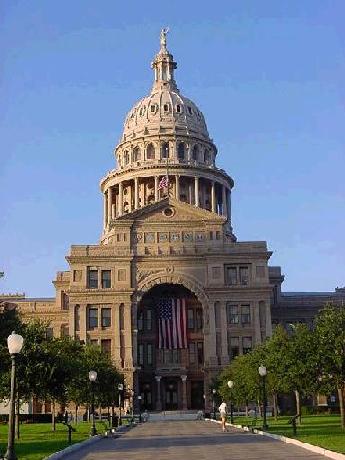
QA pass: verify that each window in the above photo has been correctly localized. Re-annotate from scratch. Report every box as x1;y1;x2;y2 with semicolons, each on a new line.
133;146;141;162
161;142;169;158
239;266;249;285
147;143;155;159
243;337;252;354
229;336;239;359
176;104;181;113
88;307;98;329
216;332;222;363
163;103;169;112
150;104;156;113
214;302;221;328
189;342;196;365
101;308;111;327
227;304;239;324
101;270;111;288
46;328;54;339
62;292;69;310
138;344;144;365
241;305;251;324
137;310;143;331
101;339;111;356
225;266;237;285
177;142;185;160
147;343;153;365
146;309;152;331
119;303;125;330
75;305;80;331
196;308;203;330
187;309;195;329
87;269;98;289
188;106;193;115
192;145;198;161
197;342;204;364
61;324;69;337
124;151;129;164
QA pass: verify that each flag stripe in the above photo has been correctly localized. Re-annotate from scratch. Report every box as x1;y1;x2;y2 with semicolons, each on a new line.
158;298;187;349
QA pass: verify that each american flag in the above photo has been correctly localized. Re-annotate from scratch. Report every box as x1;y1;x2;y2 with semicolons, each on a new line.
158;175;169;190
158;298;187;349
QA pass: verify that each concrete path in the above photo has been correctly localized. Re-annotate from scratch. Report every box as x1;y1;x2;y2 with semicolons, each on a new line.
62;420;327;460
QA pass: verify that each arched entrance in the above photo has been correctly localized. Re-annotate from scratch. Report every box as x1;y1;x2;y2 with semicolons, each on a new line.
136;283;204;411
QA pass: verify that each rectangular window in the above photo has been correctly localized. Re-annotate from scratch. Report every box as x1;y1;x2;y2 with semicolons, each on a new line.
46;327;54;338
87;269;98;289
75;306;80;332
146;309;152;331
227;304;239;324
88;307;98;330
197;342;204;364
196;308;203;330
243;337;252;354
61;324;69;337
225;266;237;285
189;342;196;365
230;336;239;359
101;339;111;356
239;266;249;285
101;308;111;328
216;332;222;363
101;270;111;288
137;310;144;331
147;343;153;366
62;292;69;310
241;304;251;324
187;309;195;330
138;344;144;366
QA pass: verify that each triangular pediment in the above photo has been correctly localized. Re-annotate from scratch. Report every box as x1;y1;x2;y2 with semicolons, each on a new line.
112;198;226;225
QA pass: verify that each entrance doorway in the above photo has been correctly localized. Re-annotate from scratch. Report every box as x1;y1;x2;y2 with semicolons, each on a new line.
164;379;178;410
191;381;204;409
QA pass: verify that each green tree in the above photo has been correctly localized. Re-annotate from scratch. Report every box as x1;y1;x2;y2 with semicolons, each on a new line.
315;304;345;429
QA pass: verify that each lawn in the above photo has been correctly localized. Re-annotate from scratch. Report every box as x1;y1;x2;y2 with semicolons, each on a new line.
0;421;108;460
231;414;345;454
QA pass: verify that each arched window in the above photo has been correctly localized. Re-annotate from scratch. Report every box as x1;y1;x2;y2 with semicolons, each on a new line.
161;142;169;159
204;149;209;163
147;143;155;159
124;151;129;165
133;147;141;162
192;145;199;161
177;142;185;160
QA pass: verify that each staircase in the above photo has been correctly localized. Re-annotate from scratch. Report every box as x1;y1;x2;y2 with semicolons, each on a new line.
147;410;201;422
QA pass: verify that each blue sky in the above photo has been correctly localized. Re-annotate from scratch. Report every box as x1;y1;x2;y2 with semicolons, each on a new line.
0;0;344;296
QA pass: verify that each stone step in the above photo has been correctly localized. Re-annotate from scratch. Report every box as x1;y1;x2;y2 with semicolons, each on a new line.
147;410;202;422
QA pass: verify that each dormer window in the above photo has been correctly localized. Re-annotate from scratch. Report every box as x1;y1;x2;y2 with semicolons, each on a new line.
150;104;158;113
163;103;170;112
176;104;181;113
188;106;193;115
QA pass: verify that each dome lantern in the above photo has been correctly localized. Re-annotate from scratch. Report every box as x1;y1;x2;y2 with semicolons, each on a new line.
151;28;178;92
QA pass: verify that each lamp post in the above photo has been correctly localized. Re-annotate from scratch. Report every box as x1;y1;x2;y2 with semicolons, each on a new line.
89;371;98;436
137;395;142;422
118;383;124;426
4;331;24;460
258;365;268;430
212;389;216;420
227;380;234;424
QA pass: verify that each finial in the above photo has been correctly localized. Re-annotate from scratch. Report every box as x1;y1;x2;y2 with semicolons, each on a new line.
160;27;169;51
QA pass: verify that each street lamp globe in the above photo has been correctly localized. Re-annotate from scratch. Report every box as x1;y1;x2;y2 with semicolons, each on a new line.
227;380;234;389
212;388;216;394
89;370;97;382
7;332;24;355
118;383;124;391
258;366;267;377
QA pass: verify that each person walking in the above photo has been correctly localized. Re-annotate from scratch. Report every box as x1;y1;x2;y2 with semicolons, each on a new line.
218;401;228;432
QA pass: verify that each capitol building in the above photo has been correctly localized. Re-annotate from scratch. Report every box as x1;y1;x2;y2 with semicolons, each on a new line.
1;31;344;413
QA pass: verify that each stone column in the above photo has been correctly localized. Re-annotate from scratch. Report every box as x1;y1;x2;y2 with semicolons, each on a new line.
220;301;229;364
155;376;162;411
107;186;113;225
113;304;122;366
134;177;139;210
222;185;228;217
181;375;187;410
154;176;159;202
253;301;262;345
194;176;199;207
124;302;133;368
79;304;87;344
175;175;180;200
103;193;107;230
118;182;123;216
211;181;216;213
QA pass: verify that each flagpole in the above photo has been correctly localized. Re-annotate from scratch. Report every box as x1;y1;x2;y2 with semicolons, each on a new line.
165;148;170;197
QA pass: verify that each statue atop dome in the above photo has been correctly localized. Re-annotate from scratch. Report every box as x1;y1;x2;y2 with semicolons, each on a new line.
160;27;169;51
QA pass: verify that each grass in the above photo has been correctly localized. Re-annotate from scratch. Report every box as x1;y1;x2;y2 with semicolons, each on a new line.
0;421;108;460
231;414;345;454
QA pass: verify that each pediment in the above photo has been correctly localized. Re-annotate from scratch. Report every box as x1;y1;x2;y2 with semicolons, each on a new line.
114;198;226;225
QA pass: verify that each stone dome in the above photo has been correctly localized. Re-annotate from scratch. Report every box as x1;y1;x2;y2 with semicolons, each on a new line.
120;29;210;143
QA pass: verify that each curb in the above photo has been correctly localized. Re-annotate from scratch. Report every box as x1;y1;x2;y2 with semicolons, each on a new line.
205;419;345;460
45;434;104;460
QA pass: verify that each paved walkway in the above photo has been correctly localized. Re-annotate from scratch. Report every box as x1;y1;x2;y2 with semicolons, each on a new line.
64;420;327;460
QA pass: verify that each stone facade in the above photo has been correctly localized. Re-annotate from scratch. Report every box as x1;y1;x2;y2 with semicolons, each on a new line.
1;32;344;412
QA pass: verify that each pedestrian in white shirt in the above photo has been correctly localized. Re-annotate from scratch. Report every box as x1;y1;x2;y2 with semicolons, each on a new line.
218;401;228;432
